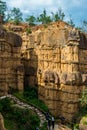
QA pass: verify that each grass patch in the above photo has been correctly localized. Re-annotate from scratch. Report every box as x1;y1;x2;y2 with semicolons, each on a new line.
4;119;16;130
40;122;48;130
14;87;49;113
0;98;40;130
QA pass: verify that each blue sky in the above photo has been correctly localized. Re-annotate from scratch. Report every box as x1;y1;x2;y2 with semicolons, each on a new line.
4;0;87;26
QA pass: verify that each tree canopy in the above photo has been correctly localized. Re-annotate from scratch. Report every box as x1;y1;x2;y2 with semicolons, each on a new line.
37;9;52;24
0;0;7;18
8;7;23;24
0;0;87;33
51;8;65;22
68;17;75;27
25;15;36;26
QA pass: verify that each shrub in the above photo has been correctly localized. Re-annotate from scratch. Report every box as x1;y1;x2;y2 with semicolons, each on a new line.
24;87;38;99
23;87;49;112
0;97;40;130
26;28;32;34
0;98;12;112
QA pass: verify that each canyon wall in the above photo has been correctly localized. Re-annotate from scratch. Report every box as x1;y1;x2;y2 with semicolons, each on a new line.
1;20;87;121
20;21;87;120
0;17;24;96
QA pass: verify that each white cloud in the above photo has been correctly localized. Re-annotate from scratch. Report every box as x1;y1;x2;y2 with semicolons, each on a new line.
5;0;87;13
29;0;53;6
5;0;87;9
6;0;24;8
5;0;53;9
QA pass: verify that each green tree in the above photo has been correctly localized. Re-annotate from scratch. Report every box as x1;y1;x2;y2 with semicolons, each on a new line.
37;9;52;24
51;8;65;21
25;15;36;26
80;20;87;32
9;7;23;24
68;18;75;27
67;16;75;27
0;0;7;18
5;9;12;22
0;98;12;112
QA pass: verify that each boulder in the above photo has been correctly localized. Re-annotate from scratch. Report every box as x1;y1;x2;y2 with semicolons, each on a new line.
79;117;87;130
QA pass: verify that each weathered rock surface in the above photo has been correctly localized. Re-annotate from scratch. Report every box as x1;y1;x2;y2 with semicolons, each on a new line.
19;21;87;120
21;21;87;121
0;16;24;96
0;113;6;130
79;117;87;130
1;19;87;121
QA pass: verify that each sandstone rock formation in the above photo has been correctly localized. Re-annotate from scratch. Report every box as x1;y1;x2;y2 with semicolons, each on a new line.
1;19;87;121
79;117;87;130
19;21;87;121
0;113;6;130
0;16;24;96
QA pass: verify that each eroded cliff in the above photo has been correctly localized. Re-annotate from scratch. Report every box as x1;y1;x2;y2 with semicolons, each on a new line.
1;20;87;121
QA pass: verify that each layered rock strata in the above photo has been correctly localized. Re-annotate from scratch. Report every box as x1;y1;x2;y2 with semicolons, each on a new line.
0;17;24;96
4;21;87;121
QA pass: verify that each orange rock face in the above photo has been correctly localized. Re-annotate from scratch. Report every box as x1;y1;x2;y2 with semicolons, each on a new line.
1;20;87;121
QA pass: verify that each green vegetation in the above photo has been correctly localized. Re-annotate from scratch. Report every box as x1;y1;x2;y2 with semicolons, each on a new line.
83;121;87;125
0;86;49;130
71;105;87;130
0;97;12;112
67;17;75;27
0;0;87;32
79;89;87;106
14;87;49;112
0;97;40;130
37;9;52;24
81;20;87;32
78;90;87;119
51;8;65;21
0;0;7;18
26;28;32;34
25;15;36;26
7;7;23;25
69;90;87;129
40;122;48;130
